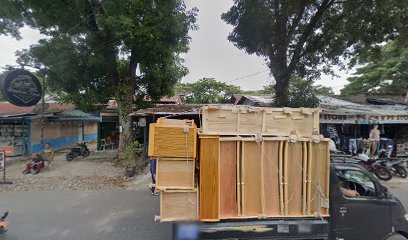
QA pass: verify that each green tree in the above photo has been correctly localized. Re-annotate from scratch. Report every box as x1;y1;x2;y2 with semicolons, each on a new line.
222;0;408;106
1;0;197;163
342;35;408;95
175;78;242;104
257;77;333;107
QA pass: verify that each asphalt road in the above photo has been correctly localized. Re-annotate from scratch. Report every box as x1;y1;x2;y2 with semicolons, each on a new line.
1;180;408;240
0;189;171;240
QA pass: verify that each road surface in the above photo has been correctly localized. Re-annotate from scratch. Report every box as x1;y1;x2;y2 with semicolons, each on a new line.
0;189;171;240
1;178;408;240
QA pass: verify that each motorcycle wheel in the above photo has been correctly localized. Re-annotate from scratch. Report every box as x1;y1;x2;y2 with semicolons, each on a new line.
394;165;407;178
82;150;90;157
373;165;392;181
66;153;74;161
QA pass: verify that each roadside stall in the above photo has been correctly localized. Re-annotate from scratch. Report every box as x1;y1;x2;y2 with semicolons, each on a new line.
319;96;408;157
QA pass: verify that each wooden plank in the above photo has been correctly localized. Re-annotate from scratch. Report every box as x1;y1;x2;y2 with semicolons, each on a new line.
309;141;330;216
285;142;304;216
160;190;198;222
283;141;288;215
148;124;155;157
199;136;220;221
307;142;313;215
236;141;242;216
156;158;194;190
302;142;308;215
241;141;262;217
279;141;284;215
262;140;280;217
219;141;238;218
260;141;266;216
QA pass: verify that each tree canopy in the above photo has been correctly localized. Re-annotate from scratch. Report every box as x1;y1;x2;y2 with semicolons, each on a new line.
175;78;242;104
222;0;408;106
257;77;333;107
342;34;408;95
0;0;197;155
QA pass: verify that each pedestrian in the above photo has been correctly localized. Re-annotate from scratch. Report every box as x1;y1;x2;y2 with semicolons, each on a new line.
42;143;55;168
150;158;158;195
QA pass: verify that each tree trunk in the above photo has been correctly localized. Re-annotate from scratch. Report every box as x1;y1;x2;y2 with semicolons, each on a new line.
116;82;134;152
274;73;290;107
269;55;291;107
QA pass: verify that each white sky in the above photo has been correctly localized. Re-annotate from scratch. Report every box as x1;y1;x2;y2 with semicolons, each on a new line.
0;0;350;93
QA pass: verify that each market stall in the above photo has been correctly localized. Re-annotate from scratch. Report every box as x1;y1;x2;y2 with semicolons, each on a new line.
319;96;408;157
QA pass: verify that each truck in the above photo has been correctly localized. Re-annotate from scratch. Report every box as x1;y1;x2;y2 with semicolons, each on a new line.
173;162;408;240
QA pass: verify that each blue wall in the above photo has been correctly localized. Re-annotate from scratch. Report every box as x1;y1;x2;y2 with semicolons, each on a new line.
31;133;97;153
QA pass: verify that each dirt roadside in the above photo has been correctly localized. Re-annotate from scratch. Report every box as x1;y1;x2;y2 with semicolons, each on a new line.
0;143;142;192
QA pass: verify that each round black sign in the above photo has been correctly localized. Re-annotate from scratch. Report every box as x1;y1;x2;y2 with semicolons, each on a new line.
0;69;42;107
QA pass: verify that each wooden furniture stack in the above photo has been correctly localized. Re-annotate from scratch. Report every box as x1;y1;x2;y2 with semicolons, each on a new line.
148;118;198;222
149;106;331;223
199;106;330;222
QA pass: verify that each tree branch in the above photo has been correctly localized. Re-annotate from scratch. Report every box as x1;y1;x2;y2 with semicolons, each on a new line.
84;0;100;33
286;1;307;45
288;0;335;72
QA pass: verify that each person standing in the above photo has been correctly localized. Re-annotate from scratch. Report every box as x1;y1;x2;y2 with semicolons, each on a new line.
43;143;55;167
149;158;158;195
369;125;381;157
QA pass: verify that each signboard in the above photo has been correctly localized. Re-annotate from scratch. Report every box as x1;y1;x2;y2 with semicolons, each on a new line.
321;114;408;125
0;151;4;171
0;150;12;184
0;69;42;107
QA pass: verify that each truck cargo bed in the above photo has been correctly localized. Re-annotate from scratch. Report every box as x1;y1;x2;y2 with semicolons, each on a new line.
173;218;330;240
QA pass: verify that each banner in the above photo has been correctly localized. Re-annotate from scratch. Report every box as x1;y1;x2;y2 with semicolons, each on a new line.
320;114;408;124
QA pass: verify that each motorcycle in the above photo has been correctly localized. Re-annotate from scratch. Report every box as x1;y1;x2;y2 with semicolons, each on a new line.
353;157;392;181
0;212;9;234
378;146;407;178
66;142;90;161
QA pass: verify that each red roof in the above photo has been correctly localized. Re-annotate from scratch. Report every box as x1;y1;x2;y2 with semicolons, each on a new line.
0;102;74;116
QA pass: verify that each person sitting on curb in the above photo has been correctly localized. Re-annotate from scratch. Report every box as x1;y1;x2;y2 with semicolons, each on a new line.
22;153;44;174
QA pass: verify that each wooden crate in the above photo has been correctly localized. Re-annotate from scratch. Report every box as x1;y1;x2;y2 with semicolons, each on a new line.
160;189;199;222
201;106;320;137
148;121;197;158
156;158;195;190
199;135;220;221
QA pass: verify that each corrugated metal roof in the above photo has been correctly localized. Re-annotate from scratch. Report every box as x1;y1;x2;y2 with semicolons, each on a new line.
130;104;203;116
318;96;408;116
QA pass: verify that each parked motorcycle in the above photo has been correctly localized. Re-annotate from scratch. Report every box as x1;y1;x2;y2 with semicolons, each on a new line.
66;142;90;161
354;157;392;181
378;158;407;178
378;147;407;178
0;212;9;234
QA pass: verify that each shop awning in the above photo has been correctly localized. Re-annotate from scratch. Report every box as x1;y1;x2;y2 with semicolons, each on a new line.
319;96;408;124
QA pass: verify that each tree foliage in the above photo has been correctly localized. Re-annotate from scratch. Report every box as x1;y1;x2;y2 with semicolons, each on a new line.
0;0;197;155
175;78;242;104
342;34;408;95
222;0;408;106
258;77;334;107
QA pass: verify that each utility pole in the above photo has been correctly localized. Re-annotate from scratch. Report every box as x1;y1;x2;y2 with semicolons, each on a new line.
41;76;45;147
